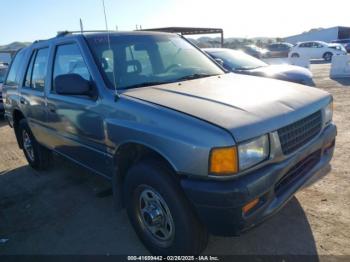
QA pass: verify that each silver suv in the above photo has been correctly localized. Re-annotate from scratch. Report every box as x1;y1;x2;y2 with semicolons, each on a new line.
2;31;336;255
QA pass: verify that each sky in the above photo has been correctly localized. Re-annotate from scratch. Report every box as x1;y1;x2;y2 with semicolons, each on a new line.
1;0;349;45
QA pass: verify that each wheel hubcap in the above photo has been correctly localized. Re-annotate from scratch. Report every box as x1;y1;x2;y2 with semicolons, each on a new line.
23;130;35;162
138;188;175;243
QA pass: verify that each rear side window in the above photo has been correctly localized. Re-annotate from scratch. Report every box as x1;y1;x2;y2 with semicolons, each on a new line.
52;43;91;92
299;43;312;48
24;48;49;91
4;49;26;86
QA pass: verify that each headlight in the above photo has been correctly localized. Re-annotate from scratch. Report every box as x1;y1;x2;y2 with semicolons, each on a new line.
324;101;333;125
209;135;270;175
238;135;269;171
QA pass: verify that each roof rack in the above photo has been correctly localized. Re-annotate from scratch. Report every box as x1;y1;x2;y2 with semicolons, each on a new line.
56;30;118;37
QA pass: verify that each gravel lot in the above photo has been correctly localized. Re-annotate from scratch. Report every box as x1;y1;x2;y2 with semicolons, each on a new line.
0;62;349;256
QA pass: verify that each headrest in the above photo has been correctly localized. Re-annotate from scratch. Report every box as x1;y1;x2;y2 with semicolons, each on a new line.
126;60;142;74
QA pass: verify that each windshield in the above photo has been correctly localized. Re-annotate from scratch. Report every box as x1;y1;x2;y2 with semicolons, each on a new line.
0;67;8;83
207;49;267;70
329;44;346;52
86;34;224;90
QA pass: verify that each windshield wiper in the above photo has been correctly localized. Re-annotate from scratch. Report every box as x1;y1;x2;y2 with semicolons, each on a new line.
234;66;263;71
176;73;217;81
118;74;217;90
119;81;174;90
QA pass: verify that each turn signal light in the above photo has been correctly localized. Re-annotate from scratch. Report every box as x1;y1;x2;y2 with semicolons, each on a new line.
242;198;259;214
209;147;238;175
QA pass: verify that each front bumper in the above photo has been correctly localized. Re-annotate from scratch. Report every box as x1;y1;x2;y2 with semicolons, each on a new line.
181;124;337;236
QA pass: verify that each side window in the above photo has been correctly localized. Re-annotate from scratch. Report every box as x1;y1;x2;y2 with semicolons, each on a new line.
300;43;311;48
4;49;25;86
24;51;36;88
53;43;91;92
23;48;49;91
31;48;49;91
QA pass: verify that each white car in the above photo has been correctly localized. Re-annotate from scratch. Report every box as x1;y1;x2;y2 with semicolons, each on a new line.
289;41;347;61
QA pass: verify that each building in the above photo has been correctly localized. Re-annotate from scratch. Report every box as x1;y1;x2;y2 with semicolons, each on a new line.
284;26;350;44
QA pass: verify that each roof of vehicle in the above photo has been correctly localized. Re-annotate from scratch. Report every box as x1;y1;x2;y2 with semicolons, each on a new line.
268;42;293;46
27;30;178;47
297;40;328;45
61;30;175;37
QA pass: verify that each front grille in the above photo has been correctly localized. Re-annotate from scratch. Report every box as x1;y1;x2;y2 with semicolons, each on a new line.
275;150;321;196
278;111;322;155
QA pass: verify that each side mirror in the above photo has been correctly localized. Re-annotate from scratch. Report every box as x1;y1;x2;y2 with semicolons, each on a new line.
55;74;93;97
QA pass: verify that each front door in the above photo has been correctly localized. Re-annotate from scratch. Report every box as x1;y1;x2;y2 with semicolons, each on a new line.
46;42;111;176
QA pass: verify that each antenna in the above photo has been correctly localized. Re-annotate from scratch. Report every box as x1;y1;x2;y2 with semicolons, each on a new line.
79;18;84;33
101;0;119;101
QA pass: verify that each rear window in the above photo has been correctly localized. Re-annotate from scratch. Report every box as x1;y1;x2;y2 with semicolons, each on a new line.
4;49;26;86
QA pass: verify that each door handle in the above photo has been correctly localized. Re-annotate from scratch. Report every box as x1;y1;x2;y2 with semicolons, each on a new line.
48;104;56;113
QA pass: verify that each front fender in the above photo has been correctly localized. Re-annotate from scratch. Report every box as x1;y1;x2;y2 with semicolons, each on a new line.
104;97;235;177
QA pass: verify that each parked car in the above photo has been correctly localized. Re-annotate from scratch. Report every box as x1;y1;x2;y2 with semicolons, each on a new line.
2;31;336;255
204;48;315;86
331;39;350;53
241;44;269;59
266;42;293;58
289;41;347;61
0;62;9;115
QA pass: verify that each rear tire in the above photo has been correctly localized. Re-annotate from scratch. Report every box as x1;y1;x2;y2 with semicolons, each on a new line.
19;119;52;170
123;158;208;255
291;53;300;58
323;52;333;62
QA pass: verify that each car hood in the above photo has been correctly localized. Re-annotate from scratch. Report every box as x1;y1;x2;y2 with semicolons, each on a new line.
243;64;312;81
123;73;330;142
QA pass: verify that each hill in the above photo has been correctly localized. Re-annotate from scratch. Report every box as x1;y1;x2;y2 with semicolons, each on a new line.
0;42;31;51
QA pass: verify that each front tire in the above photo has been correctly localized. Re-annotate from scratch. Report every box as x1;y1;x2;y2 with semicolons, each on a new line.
123;158;208;255
323;52;333;62
19;119;52;170
291;53;300;58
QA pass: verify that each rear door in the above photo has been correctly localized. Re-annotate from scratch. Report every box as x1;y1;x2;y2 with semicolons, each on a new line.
297;42;312;58
46;41;110;176
312;42;325;58
19;46;51;144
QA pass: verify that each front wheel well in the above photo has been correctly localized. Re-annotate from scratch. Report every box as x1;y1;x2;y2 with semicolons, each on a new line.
113;143;178;209
323;52;333;57
114;143;177;183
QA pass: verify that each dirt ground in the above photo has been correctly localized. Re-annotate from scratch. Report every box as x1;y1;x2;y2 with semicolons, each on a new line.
0;63;349;256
